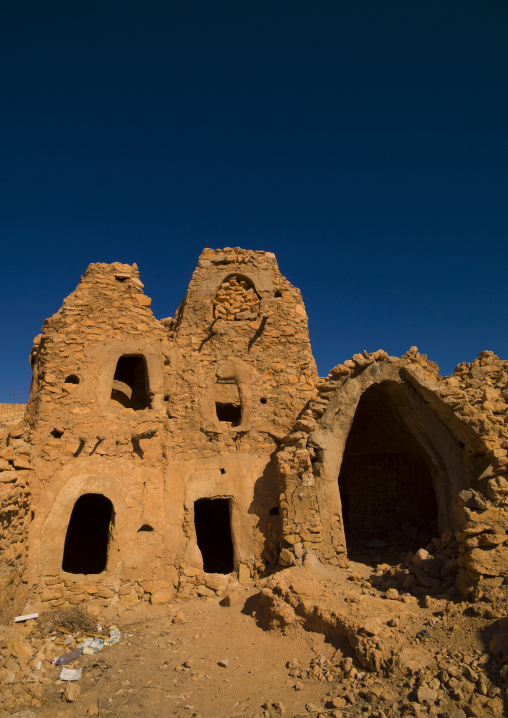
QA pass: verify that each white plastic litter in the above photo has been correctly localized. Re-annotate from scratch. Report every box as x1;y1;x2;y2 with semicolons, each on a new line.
59;667;82;681
13;613;39;622
90;638;104;652
76;637;94;650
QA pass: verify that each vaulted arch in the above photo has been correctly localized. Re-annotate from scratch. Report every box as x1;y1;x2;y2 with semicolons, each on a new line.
280;359;485;568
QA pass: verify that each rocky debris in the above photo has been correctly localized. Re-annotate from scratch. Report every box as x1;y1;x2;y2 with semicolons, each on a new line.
62;682;80;702
252;565;508;717
0;622;56;714
368;529;461;600
285;638;508;718
261;700;285;717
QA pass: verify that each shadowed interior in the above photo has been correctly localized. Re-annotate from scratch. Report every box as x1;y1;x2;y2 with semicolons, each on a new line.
338;383;438;560
62;494;114;574
111;355;151;410
194;498;234;574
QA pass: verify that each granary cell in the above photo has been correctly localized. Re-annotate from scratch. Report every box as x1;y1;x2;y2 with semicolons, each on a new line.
62;494;114;575
194;498;234;574
214;378;242;426
111;355;151;410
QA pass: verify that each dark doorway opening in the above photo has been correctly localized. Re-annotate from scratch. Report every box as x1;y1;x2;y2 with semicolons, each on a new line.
194;498;234;574
111;355;151;410
338;383;438;563
62;494;114;574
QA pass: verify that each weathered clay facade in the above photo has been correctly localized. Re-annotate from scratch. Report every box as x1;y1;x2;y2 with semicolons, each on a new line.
0;247;507;619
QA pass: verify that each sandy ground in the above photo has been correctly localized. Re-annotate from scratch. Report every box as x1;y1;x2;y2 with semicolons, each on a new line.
2;563;507;718
30;587;343;718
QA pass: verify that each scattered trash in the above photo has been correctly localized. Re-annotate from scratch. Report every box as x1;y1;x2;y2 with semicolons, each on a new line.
90;638;104;652
77;638;94;651
13;612;39;622
97;622;103;631
62;635;73;645
105;624;120;646
59;666;83;681
53;648;82;665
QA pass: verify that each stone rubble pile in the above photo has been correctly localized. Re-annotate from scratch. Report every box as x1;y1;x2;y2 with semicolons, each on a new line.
212;275;260;321
253;563;508;716
369;529;461;600
285;642;507;718
0;623;56;714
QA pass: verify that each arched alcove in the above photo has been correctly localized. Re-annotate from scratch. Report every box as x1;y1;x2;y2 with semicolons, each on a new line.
110;355;151;410
338;383;438;561
213;274;260;321
62;494;114;574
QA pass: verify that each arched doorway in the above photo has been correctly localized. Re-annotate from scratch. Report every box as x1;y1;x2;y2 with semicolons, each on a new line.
338;383;438;563
62;494;114;574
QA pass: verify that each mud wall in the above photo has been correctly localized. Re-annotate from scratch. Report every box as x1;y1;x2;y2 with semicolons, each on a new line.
7;248;317;617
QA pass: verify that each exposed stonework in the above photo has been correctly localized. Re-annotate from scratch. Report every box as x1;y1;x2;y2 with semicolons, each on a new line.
0;426;31;622
1;248;317;617
0;249;507;620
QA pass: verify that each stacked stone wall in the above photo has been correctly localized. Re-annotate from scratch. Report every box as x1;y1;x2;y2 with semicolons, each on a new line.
0;424;32;622
339;452;437;539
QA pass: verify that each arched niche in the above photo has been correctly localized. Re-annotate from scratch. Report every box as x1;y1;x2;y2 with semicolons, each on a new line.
213;274;260;322
35;472;129;579
337;383;438;558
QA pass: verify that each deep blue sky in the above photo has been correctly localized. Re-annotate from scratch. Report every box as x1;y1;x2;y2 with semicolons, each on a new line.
2;1;508;393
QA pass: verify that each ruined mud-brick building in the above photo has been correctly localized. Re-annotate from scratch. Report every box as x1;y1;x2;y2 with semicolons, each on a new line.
0;248;507;619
